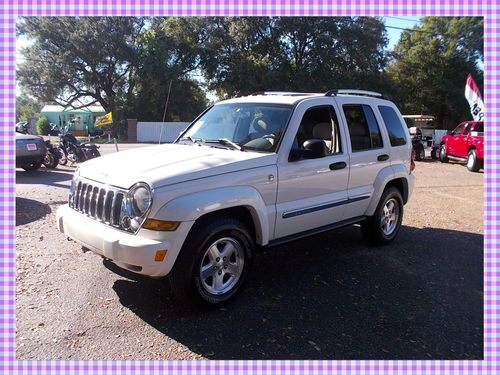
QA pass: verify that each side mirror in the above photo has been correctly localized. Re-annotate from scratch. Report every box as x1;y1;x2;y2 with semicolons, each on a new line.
290;139;328;160
447;130;454;135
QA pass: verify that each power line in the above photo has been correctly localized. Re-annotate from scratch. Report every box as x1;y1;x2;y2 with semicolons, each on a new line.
384;16;423;24
385;24;434;35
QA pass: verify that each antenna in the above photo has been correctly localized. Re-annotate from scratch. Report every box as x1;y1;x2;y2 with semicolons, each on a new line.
159;80;173;144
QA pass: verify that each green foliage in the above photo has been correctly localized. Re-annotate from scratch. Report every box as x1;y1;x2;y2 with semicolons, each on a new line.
16;95;40;122
36;116;50;135
386;17;483;128
193;17;388;97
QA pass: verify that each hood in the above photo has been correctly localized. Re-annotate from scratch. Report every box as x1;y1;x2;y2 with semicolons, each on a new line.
78;143;277;189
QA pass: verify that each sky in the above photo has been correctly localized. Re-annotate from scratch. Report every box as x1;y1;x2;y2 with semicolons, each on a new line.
381;16;421;49
15;17;421;98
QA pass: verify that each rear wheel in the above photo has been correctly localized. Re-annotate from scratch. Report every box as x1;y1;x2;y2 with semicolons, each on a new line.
466;149;482;172
439;144;449;163
57;148;67;165
21;161;42;171
168;217;254;307
361;187;404;246
43;152;58;169
415;144;425;161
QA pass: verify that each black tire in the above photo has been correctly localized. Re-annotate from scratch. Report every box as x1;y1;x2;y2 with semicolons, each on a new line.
439;144;449;163
415;145;425;161
21;161;42;171
466;149;482;172
361;187;404;246
430;147;438;160
168;217;254;307
57;148;68;165
43;153;59;169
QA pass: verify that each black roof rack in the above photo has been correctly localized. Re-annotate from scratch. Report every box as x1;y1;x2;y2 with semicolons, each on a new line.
325;89;384;98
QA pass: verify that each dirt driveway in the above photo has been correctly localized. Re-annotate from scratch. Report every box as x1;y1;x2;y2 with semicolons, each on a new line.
15;153;483;360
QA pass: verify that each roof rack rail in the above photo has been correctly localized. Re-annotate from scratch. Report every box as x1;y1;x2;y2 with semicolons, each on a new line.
325;89;383;98
250;91;317;97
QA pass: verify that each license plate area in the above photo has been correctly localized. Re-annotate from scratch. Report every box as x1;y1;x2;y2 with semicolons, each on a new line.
26;143;37;151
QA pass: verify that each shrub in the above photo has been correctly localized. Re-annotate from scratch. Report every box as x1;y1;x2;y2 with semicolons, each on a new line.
36;117;50;135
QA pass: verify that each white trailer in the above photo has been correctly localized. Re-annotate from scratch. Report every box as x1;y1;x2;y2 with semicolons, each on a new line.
403;115;447;161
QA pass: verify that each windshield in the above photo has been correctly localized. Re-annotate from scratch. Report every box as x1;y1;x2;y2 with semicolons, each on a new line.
178;103;292;152
474;123;483;133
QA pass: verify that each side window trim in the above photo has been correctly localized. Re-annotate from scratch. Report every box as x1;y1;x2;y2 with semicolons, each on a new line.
342;103;384;152
292;104;344;157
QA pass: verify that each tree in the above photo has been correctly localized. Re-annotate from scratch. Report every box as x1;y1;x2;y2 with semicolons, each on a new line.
387;17;483;128
36;116;50;135
16;95;41;122
17;17;147;131
130;18;209;121
195;17;388;97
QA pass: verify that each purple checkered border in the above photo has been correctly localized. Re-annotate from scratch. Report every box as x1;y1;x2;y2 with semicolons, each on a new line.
1;1;496;374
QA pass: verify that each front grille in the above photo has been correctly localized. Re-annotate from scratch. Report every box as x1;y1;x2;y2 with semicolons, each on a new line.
69;178;127;228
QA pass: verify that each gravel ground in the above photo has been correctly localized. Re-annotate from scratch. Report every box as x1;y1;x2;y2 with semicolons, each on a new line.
15;150;483;360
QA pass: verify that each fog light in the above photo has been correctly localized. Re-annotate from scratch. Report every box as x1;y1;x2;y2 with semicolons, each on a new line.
143;219;180;231
154;249;168;262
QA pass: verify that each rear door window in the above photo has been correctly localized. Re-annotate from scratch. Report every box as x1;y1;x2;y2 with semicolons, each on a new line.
378;106;407;146
343;104;383;151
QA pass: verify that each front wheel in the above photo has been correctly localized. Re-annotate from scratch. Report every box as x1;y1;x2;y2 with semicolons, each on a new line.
439;144;449;163
168;217;254;307
361;187;404;246
466;149;482;172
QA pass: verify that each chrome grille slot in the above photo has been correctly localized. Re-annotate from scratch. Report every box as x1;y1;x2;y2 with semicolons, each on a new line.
79;183;87;212
84;184;92;214
96;189;106;220
90;187;99;217
103;190;114;223
111;193;124;226
74;181;82;208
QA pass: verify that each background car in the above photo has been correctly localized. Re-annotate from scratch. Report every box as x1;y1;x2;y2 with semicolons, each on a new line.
439;121;484;172
16;132;47;171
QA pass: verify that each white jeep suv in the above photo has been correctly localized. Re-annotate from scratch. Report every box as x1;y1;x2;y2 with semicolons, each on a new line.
57;90;415;306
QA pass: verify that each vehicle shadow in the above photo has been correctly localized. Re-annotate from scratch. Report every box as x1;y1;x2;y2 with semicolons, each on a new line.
16;166;75;189
111;225;483;360
16;197;52;225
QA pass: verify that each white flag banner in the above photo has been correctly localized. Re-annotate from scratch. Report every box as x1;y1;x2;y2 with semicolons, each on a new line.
465;74;484;121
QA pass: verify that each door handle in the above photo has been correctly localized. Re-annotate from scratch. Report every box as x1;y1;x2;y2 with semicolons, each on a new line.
377;154;389;162
329;162;347;170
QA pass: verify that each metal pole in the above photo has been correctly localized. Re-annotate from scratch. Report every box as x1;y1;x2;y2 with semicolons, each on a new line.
114;137;119;152
159;80;173;144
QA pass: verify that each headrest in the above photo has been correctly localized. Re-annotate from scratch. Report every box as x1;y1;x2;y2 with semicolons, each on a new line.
313;122;332;140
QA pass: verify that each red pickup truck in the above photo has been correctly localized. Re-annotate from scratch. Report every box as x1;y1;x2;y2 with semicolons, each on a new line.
439;121;484;172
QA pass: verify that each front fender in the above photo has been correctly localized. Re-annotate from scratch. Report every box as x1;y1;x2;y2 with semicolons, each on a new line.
153;186;270;245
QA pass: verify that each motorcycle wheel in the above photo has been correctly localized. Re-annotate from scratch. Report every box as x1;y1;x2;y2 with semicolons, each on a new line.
57;148;68;165
43;153;59;169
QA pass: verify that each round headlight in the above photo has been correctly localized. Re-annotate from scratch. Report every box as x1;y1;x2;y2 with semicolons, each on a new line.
131;184;152;216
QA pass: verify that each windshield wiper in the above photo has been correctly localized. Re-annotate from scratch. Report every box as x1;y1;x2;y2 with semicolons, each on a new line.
204;138;244;151
179;136;203;145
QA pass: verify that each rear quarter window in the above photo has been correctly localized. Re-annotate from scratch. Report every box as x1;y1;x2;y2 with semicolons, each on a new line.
378;106;407;147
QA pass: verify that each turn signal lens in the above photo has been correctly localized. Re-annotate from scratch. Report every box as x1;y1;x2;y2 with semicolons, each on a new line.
154;249;168;262
143;219;180;231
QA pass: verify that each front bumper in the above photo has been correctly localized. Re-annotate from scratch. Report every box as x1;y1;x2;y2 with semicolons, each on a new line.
56;204;193;277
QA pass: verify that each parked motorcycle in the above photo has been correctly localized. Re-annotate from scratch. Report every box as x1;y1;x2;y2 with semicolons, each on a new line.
56;123;101;164
43;140;63;169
